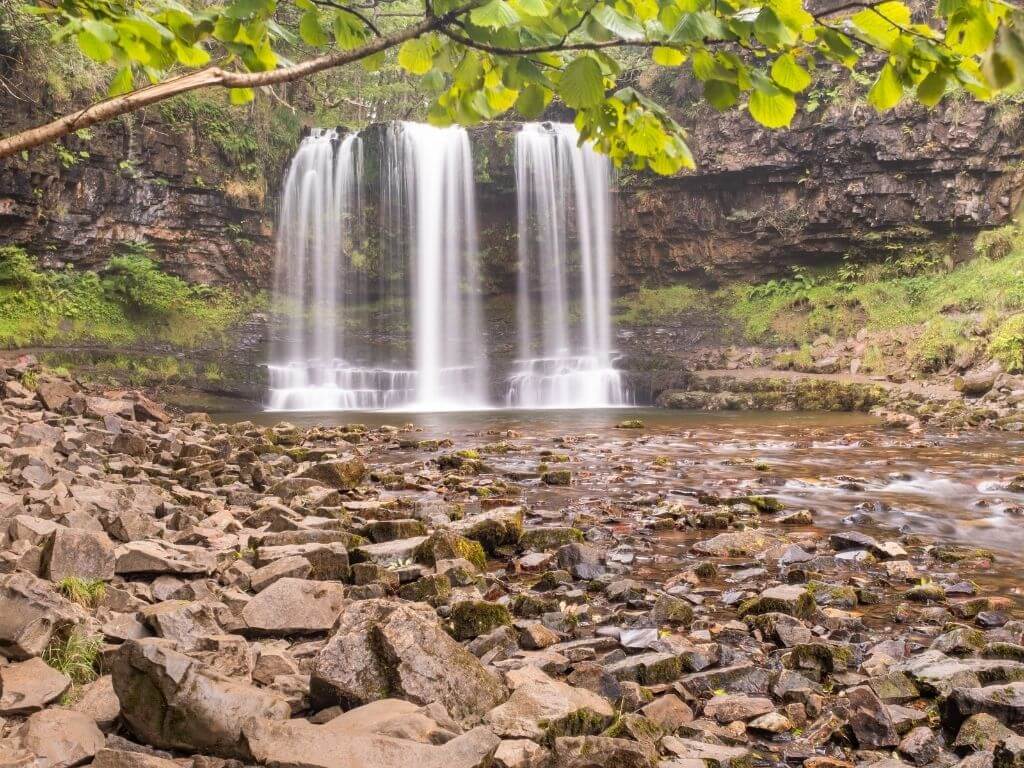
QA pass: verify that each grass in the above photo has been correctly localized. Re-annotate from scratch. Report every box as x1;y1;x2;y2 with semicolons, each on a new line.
56;577;107;608
0;244;265;349
617;226;1024;375
44;629;103;686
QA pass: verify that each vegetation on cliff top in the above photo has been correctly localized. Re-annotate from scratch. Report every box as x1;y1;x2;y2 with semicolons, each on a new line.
2;0;1023;175
0;242;264;349
618;224;1024;374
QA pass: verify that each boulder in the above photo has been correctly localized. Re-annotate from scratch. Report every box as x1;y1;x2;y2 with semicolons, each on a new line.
114;541;216;575
71;675;121;731
242;578;346;635
35;380;75;412
553;736;654;768
110;638;290;758
452;506;525;553
19;709;104;768
945;682;1024;728
703;693;774;723
91;750;180;768
310;599;507;722
0;657;71;714
0;572;84;659
693;530;775;557
485;666;614;740
140;600;223;652
848;685;899;748
43;527;116;582
297;456;367;490
450;600;513;641
244;699;500;768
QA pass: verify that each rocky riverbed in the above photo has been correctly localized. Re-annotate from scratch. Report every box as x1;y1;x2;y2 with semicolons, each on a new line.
3;355;1024;768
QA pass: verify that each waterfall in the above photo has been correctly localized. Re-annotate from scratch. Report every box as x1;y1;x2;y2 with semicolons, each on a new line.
267;123;488;412
505;122;631;408
386;123;489;410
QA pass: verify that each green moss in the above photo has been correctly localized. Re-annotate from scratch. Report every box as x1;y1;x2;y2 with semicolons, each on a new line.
989;314;1024;372
0;246;265;349
543;707;615;743
519;526;584;551
414;530;487;571
449;600;512;641
617;284;703;325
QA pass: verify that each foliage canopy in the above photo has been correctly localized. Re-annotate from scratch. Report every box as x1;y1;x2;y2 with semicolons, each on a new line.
3;0;1024;171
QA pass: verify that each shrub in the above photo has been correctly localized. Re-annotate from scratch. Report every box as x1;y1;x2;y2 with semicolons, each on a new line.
101;247;190;316
974;224;1024;261
909;318;971;374
0;246;42;287
990;314;1024;373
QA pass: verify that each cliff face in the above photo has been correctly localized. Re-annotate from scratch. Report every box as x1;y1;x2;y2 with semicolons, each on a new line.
0;97;277;287
4;92;1022;294
615;92;1024;288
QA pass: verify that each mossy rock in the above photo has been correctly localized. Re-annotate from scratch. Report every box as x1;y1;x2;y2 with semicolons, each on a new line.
398;574;452;605
533;569;573;591
904;583;946;603
652;594;694;626
788;642;855;673
360;519;428;544
729;495;784;513
931;544;995;564
694;562;718;580
616;419;644;429
739;586;815;619
510;593;560;618
520;526;584;552
541;469;572;486
449;599;512;641
414;530;487;571
805;580;858;609
457;506;524;554
983;642;1024;662
543;707;616;744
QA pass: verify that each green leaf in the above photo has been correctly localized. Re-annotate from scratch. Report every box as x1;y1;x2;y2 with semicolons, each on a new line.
652;46;685;66
704;79;738;110
771;53;811;92
626;113;667;156
76;29;113;62
851;1;912;46
516;84;549;118
558;56;605;109
513;0;548;16
225;0;274;19
229;87;254;105
867;61;904;111
172;40;210;66
748;88;796;127
753;8;795;48
671;12;728;44
299;11;329;47
398;38;434;75
916;69;947;106
361;50;386;71
469;0;519;29
333;12;367;49
591;5;645;41
108;66;134;96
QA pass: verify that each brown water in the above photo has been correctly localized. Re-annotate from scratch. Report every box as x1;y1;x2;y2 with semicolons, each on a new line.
211;406;1024;556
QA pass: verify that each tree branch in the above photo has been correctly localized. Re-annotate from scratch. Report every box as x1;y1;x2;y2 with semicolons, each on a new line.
0;15;437;159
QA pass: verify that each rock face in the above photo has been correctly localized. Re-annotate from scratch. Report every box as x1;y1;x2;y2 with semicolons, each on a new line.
310;599;507;721
0;92;273;287
110;638;291;758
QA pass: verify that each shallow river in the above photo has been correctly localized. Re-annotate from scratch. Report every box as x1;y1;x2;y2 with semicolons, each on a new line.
206;406;1024;565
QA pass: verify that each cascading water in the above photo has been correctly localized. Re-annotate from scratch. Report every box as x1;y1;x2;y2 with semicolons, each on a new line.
385;122;489;410
267;123;488;412
505;122;631;408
